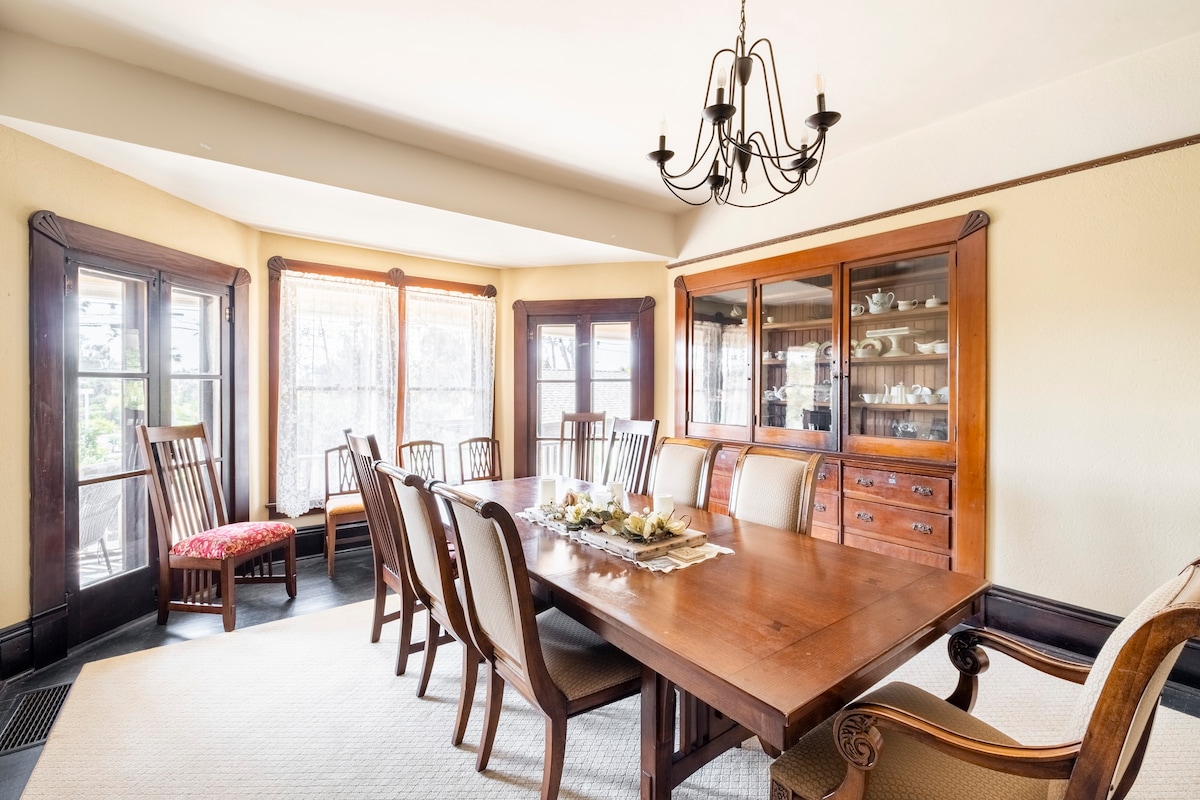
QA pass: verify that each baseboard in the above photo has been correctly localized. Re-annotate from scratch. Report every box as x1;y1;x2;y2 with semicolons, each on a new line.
0;620;33;680
983;585;1200;717
293;521;370;559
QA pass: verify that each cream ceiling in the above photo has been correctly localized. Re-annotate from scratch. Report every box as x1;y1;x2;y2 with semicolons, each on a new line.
1;0;1199;266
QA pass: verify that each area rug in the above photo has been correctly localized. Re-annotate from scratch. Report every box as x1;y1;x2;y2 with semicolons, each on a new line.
21;601;1200;798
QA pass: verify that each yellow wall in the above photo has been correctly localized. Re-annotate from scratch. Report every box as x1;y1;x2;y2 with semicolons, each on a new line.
672;143;1200;615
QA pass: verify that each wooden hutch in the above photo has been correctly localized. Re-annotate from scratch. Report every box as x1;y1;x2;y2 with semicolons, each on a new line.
674;211;988;576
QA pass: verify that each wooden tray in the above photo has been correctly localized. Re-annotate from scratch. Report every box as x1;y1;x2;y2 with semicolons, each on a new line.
582;527;709;561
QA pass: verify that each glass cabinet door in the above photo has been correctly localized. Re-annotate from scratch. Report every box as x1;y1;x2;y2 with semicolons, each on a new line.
688;285;752;438
756;273;837;448
846;251;953;453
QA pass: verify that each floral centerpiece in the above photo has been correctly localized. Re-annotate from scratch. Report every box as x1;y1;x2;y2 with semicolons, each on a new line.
542;491;627;531
603;508;689;544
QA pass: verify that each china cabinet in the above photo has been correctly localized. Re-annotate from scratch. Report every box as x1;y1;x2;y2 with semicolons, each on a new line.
674;212;988;576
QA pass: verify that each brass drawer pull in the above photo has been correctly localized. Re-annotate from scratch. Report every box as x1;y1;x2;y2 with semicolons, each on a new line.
817;471;828;481
855;477;874;487
855;511;874;523
912;523;934;534
814;502;827;513
912;486;934;497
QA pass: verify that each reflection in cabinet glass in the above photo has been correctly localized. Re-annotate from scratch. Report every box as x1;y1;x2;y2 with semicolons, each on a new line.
848;253;950;441
759;275;835;434
691;287;751;426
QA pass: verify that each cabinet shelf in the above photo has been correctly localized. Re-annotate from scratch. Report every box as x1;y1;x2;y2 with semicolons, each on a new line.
850;306;946;324
850;402;948;411
762;318;833;331
851;353;947;364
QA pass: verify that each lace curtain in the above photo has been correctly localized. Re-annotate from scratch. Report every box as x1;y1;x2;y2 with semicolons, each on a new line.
692;320;749;425
403;287;496;483
277;272;398;517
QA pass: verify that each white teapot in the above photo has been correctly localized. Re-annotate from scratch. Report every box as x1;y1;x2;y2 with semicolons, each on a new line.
866;288;894;314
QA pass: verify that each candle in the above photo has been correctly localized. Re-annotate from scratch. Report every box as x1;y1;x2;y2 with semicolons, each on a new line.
538;477;557;506
607;480;626;509
653;493;675;516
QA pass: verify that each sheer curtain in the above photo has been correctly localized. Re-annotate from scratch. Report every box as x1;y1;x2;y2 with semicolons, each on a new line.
277;272;398;517
404;288;496;483
692;320;749;425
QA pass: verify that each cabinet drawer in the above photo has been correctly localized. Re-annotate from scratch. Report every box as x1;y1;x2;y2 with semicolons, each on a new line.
843;498;951;551
843;465;950;511
814;459;840;491
811;490;839;527
811;524;840;543
844;532;951;570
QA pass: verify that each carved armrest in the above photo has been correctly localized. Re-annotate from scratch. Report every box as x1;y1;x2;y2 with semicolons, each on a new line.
946;628;1092;711
831;700;1080;791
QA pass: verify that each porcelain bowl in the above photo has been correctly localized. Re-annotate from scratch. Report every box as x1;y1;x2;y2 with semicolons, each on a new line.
914;340;944;354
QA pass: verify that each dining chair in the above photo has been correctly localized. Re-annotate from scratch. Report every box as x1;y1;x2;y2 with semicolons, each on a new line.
397;439;446;482
136;423;296;632
559;411;606;483
430;481;641;800
375;460;480;744
346;431;446;676
323;438;367;577
727;446;823;534
770;556;1200;800
645;437;721;510
601;417;659;495
458;436;502;483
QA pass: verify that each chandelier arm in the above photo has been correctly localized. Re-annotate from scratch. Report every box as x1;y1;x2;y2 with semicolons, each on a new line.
748;38;809;155
660;124;721;183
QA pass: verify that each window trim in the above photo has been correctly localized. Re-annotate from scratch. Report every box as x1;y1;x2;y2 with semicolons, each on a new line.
266;256;496;513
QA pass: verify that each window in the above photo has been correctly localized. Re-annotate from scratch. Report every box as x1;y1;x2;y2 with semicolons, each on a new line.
268;258;496;512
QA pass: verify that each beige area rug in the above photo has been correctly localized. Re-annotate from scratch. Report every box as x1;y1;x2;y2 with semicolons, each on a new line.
22;600;1200;799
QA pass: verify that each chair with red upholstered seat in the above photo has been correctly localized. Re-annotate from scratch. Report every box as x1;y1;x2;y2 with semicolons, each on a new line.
137;423;296;632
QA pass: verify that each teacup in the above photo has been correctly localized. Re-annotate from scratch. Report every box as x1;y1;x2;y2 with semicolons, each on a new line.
850;303;865;316
936;393;949;404
921;395;937;404
897;300;919;311
904;393;921;404
860;393;881;404
933;342;950;354
774;350;786;360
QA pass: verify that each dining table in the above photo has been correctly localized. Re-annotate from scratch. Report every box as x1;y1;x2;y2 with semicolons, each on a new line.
466;476;991;800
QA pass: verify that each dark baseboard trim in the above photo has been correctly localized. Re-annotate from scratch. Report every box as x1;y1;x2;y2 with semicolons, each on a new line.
983;585;1200;717
293;521;370;560
0;620;34;680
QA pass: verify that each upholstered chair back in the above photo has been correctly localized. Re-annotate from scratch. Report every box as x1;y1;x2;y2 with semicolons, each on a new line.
647;437;720;509
727;447;823;534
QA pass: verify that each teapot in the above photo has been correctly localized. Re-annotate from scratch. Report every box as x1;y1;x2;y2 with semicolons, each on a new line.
866;288;894;314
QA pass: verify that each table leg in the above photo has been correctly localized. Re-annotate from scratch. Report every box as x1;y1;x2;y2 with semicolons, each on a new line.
640;666;675;800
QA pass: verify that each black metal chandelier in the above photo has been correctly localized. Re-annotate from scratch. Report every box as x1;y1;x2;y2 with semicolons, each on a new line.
647;0;842;207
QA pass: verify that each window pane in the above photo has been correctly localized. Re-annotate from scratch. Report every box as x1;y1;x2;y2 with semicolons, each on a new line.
591;322;631;379
536;383;576;439
171;288;221;375
79;475;148;588
78;269;145;373
79;377;146;479
538;325;575;380
171;378;223;452
592;382;631;421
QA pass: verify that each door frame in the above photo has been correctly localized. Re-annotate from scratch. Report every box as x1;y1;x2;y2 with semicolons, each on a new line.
512;297;655;478
27;211;250;668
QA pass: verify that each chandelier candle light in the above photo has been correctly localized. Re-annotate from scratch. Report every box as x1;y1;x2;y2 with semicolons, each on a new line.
647;0;842;207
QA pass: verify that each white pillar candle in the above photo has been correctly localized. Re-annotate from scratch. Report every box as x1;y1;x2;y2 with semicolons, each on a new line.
607;480;625;509
653;493;675;516
538;477;557;506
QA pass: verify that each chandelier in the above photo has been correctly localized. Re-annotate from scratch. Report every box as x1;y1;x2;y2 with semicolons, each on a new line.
647;0;842;207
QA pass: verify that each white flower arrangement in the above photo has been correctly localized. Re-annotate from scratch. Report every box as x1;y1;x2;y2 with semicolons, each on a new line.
607;507;689;544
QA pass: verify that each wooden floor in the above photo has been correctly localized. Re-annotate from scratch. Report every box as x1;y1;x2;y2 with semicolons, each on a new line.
0;547;376;800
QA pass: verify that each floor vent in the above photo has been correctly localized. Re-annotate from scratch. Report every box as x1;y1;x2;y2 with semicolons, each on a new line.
0;683;71;754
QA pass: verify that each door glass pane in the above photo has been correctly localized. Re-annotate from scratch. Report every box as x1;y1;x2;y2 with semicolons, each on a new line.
79;475;148;587
78;269;145;372
760;275;834;431
848;253;951;440
691;288;750;425
170;288;221;375
536;383;576;475
538;324;575;380
592;383;631;421
171;378;223;450
78;377;146;479
591;322;631;379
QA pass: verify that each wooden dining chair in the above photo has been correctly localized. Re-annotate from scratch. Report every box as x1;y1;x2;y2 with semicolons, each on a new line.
458;436;502;483
376;460;480;744
430;481;641;800
136;423;296;632
323;439;367;577
770;556;1200;800
559;411;605;482
397;439;446;482
601;417;659;495
727;446;823;534
645;437;721;510
346;431;444;676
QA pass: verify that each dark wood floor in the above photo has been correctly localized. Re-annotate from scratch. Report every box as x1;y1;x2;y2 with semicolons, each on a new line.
0;547;376;800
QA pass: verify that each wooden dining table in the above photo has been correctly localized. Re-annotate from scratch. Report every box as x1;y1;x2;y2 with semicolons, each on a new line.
466;477;990;800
